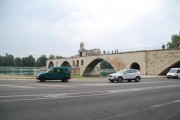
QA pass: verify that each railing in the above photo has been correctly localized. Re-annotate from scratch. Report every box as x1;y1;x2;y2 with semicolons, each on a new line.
101;46;167;55
116;46;163;53
68;46;180;58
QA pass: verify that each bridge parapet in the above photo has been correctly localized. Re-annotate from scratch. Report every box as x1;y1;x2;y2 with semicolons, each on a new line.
46;49;180;76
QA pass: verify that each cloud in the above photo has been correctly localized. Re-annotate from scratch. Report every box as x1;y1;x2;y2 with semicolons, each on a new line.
0;0;180;58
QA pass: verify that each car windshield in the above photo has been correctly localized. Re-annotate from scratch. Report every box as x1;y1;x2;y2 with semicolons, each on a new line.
168;70;177;73
117;69;127;73
45;68;54;73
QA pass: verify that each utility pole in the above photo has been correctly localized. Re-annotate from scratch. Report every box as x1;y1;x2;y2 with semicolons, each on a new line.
5;53;8;78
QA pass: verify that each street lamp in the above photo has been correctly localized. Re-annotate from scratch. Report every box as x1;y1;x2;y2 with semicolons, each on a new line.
5;53;8;76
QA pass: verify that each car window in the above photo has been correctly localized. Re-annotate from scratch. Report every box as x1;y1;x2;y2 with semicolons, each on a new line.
47;68;54;73
57;69;61;73
60;69;68;73
177;70;180;73
169;70;177;73
126;70;131;73
132;70;138;73
117;69;126;73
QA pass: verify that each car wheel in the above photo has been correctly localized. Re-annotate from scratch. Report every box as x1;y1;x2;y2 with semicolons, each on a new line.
135;76;140;82
128;80;131;82
110;80;114;83
40;77;45;82
62;78;68;82
117;77;123;83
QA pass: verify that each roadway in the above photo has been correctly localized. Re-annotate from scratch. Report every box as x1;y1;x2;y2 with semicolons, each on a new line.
0;78;180;120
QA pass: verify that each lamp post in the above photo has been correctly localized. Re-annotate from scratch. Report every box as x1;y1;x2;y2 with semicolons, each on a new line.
5;53;8;77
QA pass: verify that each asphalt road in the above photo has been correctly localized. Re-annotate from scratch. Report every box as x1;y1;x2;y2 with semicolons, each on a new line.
0;78;180;120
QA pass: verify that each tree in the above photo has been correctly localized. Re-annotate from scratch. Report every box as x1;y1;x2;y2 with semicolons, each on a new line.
6;54;14;66
0;55;5;66
35;55;47;67
14;57;22;66
0;55;14;66
48;54;55;60
27;55;35;67
100;60;113;69
56;55;63;59
22;55;35;67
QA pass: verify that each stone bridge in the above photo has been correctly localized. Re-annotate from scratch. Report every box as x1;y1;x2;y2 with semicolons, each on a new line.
46;49;180;76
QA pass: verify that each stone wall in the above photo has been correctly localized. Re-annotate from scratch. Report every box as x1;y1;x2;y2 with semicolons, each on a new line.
46;49;180;76
146;49;180;75
71;68;80;76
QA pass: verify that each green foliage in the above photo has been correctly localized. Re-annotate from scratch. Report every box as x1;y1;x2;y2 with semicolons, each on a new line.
0;55;5;66
21;55;35;67
14;57;22;66
55;55;63;59
100;60;113;69
35;55;47;67
48;54;55;60
0;54;63;67
48;54;63;60
172;35;180;44
6;54;14;66
167;34;180;48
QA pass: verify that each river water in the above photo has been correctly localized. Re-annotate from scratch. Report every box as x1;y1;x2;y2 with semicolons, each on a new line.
0;67;45;76
0;67;116;77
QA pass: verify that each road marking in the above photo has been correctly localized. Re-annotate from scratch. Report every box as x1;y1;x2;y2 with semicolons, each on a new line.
78;81;180;86
32;84;73;87
1;84;180;102
0;81;179;89
150;99;180;108
0;85;34;88
0;84;73;88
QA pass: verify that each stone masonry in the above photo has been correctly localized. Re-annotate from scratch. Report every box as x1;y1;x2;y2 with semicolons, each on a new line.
46;49;180;76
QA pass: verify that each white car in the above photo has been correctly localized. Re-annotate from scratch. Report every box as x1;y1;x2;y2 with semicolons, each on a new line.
108;69;141;83
167;68;180;79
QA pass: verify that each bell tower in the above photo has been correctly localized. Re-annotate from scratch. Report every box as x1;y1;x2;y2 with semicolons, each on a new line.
79;42;85;57
80;42;85;51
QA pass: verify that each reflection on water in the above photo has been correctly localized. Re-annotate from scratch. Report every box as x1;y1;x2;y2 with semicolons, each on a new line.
100;69;116;77
0;67;45;76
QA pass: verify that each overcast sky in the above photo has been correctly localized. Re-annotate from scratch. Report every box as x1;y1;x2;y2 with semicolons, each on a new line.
0;0;180;58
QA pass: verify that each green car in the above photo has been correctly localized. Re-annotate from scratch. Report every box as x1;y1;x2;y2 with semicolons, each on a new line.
36;67;71;82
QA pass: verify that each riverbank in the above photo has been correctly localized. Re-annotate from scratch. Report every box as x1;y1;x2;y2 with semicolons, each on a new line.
0;75;35;79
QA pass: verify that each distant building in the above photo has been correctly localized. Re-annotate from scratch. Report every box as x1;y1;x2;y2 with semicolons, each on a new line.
78;42;101;57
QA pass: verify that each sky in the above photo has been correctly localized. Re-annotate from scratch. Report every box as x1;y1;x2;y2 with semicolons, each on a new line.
0;0;180;58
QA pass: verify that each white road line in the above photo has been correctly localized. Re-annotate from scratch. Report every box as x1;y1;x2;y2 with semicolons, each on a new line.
0;85;34;88
32;84;72;87
78;81;180;86
1;84;180;102
150;99;180;108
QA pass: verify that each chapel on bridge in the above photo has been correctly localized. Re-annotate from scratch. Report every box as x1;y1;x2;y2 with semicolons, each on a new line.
78;42;101;57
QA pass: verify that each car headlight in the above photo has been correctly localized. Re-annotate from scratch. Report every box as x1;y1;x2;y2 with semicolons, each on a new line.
174;74;177;76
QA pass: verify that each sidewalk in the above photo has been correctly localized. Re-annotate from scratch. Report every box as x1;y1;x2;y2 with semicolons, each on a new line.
141;75;166;79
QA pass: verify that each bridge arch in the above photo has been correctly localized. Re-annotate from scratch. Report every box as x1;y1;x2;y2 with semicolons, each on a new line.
159;61;180;75
48;61;54;68
61;61;71;67
130;62;141;71
82;58;115;77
